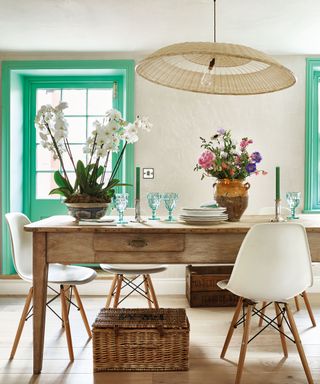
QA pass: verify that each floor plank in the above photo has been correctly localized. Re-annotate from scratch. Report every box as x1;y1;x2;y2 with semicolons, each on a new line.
0;294;319;383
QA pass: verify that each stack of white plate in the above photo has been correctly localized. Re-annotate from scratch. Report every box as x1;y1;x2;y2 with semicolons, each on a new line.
179;207;228;225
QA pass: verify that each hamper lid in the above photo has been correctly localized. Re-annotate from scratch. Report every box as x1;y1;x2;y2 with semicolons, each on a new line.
93;308;189;330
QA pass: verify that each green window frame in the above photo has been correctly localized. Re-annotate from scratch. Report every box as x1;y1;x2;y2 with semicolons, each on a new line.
2;60;135;274
305;58;320;212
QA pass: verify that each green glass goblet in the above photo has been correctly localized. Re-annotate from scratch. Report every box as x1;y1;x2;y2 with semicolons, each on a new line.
163;192;179;222
286;192;301;220
114;193;128;224
147;192;162;220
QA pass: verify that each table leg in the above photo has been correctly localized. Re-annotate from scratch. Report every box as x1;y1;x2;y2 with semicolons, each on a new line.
33;232;48;374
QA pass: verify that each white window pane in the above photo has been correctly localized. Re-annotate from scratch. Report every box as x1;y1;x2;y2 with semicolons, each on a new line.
66;172;76;187
63;145;87;171
62;89;86;115
36;172;76;199
36;128;44;144
88;89;113;115
36;145;60;171
36;89;61;111
66;117;87;143
36;173;59;199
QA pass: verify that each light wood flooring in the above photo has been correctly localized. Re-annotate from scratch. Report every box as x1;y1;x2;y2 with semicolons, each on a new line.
1;293;320;383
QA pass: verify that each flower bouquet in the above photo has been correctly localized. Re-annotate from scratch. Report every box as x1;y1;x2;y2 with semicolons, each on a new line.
195;129;266;221
195;128;265;179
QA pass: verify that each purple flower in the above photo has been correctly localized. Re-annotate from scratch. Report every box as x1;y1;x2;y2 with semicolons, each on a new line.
251;151;262;163
217;128;225;136
246;163;256;173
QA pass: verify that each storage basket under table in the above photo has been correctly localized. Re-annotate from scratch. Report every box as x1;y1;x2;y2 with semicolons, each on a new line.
92;308;189;372
186;265;239;307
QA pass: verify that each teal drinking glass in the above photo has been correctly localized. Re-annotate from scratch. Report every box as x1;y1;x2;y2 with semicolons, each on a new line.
114;193;128;224
147;192;162;220
163;192;178;222
286;192;301;220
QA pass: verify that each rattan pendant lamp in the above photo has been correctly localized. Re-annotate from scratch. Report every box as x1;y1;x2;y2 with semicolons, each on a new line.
136;0;296;95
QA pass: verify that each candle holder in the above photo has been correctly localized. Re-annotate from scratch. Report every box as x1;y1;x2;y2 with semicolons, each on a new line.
130;198;146;224
271;199;286;222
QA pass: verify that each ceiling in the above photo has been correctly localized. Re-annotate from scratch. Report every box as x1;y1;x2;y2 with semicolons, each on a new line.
0;0;319;55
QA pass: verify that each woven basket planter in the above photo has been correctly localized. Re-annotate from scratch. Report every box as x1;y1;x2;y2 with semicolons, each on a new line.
92;308;189;372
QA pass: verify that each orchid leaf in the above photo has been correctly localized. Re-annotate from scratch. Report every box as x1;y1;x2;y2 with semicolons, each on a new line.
49;187;72;198
53;171;73;193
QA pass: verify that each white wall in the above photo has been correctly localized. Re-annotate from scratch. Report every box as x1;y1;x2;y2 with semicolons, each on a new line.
0;53;310;283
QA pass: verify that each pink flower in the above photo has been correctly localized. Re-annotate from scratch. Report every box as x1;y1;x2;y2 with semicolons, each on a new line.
240;138;253;151
262;170;268;175
198;150;215;169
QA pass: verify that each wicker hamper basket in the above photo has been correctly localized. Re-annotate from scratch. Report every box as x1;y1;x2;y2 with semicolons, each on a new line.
186;265;238;307
92;308;189;372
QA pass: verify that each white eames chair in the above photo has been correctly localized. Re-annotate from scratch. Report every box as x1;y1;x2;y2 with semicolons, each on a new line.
5;212;97;361
258;207;316;326
218;223;314;384
100;264;167;308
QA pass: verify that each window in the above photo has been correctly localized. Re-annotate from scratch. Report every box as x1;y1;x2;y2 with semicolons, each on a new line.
36;87;113;200
26;78;124;221
305;58;320;212
2;60;134;274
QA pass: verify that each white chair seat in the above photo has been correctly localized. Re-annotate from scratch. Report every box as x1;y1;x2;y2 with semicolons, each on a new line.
21;264;97;285
100;264;167;275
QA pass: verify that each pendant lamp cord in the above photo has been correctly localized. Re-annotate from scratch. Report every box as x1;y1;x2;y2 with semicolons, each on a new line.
213;0;216;43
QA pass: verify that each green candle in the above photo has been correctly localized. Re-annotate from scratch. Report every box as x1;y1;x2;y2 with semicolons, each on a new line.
136;166;140;200
276;166;280;200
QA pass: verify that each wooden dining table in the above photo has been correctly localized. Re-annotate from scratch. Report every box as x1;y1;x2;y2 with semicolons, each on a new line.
25;214;320;374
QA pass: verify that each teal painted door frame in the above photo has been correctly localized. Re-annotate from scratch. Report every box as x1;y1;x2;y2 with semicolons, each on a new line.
1;60;135;274
304;58;320;212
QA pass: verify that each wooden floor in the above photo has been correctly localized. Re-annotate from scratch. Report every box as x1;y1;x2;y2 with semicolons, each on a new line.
1;294;320;383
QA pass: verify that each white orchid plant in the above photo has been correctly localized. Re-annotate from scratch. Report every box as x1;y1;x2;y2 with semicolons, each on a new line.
35;102;152;203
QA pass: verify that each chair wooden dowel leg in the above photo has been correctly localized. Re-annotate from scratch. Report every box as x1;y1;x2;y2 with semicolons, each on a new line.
274;302;288;358
10;287;34;359
294;295;300;311
235;304;252;384
61;285;71;328
143;275;153;308
73;286;92;339
60;285;74;361
146;275;159;309
258;301;267;327
301;291;316;327
285;303;314;384
113;275;123;308
221;297;243;359
105;275;118;309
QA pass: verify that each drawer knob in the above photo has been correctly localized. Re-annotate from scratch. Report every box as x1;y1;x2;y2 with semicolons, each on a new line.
128;239;148;248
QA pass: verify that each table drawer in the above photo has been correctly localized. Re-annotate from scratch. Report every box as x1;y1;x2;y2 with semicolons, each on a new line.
94;233;185;252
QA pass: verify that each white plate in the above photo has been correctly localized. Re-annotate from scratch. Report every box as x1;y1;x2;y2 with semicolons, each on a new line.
181;208;226;216
179;216;228;222
179;219;228;225
182;207;226;212
180;215;228;221
180;212;228;218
